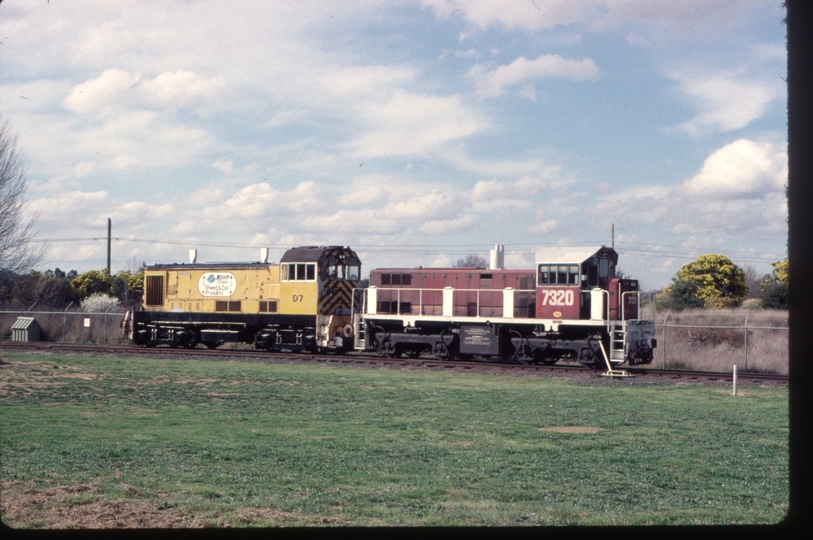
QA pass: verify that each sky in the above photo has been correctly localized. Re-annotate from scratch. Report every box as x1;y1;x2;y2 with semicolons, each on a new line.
0;0;787;290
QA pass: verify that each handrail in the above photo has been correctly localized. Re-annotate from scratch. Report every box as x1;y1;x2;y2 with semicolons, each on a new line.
367;286;537;318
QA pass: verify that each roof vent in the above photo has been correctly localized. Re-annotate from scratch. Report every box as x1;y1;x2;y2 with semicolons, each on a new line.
189;249;197;264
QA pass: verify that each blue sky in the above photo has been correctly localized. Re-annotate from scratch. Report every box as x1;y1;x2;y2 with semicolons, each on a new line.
0;0;787;289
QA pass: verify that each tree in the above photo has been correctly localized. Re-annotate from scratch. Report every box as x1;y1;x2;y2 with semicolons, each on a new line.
768;257;788;285
742;264;763;300
80;292;121;312
0;117;45;273
657;279;705;311
71;269;113;299
760;257;788;309
111;270;144;305
453;254;488;268
668;254;747;308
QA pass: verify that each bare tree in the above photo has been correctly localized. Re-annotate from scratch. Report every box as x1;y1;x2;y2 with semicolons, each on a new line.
742;263;764;300
0;117;46;273
453;253;488;269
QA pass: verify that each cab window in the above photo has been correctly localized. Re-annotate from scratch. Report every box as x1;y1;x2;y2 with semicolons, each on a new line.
599;258;610;279
538;263;580;285
569;265;579;285
283;262;316;281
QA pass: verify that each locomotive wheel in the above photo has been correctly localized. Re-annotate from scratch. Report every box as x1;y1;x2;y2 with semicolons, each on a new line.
379;339;402;358
433;341;451;360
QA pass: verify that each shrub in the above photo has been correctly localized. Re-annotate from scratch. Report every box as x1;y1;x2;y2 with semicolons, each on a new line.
657;279;705;311
80;293;121;312
761;282;788;310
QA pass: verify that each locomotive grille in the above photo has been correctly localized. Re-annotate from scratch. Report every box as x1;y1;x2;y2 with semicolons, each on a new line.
145;275;164;306
215;300;242;312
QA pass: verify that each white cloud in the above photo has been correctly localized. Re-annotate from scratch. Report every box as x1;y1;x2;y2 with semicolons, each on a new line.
591;0;756;36
423;0;762;36
138;70;226;110
468;54;599;98
418;215;478;235
471;175;554;209
421;0;602;31
669;72;783;135
679;139;786;199
345;91;489;157
63;69;142;113
525;219;559;236
578;138;787;240
64;69;226;115
212;160;234;174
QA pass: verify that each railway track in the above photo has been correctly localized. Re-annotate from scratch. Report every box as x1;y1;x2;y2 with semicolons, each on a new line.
0;341;788;384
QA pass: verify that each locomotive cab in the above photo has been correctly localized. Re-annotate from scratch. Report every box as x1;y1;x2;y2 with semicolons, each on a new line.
535;246;623;322
263;246;361;351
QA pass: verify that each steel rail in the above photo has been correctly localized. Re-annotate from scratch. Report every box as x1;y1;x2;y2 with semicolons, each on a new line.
0;341;788;383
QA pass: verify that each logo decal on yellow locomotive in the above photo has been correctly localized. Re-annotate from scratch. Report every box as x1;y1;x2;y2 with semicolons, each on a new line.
198;273;237;297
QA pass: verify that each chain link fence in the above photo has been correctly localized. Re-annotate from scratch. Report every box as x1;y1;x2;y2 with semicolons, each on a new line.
1;306;789;374
1;310;130;345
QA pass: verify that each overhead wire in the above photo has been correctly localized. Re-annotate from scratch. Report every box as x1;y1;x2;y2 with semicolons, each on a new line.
24;235;785;264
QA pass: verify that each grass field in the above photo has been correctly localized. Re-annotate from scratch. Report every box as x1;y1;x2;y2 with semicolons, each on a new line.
0;351;788;527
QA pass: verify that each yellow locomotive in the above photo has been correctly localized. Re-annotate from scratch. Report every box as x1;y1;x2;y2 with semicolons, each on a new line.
133;246;361;352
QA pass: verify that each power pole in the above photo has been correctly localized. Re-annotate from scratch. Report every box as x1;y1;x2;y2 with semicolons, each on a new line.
611;223;614;249
107;218;111;274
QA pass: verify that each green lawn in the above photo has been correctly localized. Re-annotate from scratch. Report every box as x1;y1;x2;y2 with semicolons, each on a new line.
0;352;788;527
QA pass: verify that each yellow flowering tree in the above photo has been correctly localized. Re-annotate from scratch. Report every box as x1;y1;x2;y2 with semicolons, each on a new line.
671;254;747;308
769;258;788;284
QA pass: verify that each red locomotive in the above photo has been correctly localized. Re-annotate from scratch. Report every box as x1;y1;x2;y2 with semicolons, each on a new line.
354;245;656;368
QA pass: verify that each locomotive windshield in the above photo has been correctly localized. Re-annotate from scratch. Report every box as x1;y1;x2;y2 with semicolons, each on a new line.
586;257;615;287
538;264;579;285
327;257;361;282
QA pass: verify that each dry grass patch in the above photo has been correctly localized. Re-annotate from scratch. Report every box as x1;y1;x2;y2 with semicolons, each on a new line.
538;426;602;434
648;308;788;374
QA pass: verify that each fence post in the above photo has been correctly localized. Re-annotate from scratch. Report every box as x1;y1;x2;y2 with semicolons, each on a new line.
61;302;74;342
732;365;738;396
743;311;750;371
661;310;671;369
104;305;114;344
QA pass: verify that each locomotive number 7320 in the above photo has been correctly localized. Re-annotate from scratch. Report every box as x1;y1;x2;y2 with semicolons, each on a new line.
541;289;575;306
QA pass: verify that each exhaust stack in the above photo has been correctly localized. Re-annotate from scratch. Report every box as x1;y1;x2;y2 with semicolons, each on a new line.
490;244;504;270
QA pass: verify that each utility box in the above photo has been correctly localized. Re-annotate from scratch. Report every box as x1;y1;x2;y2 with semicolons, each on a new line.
11;317;41;342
